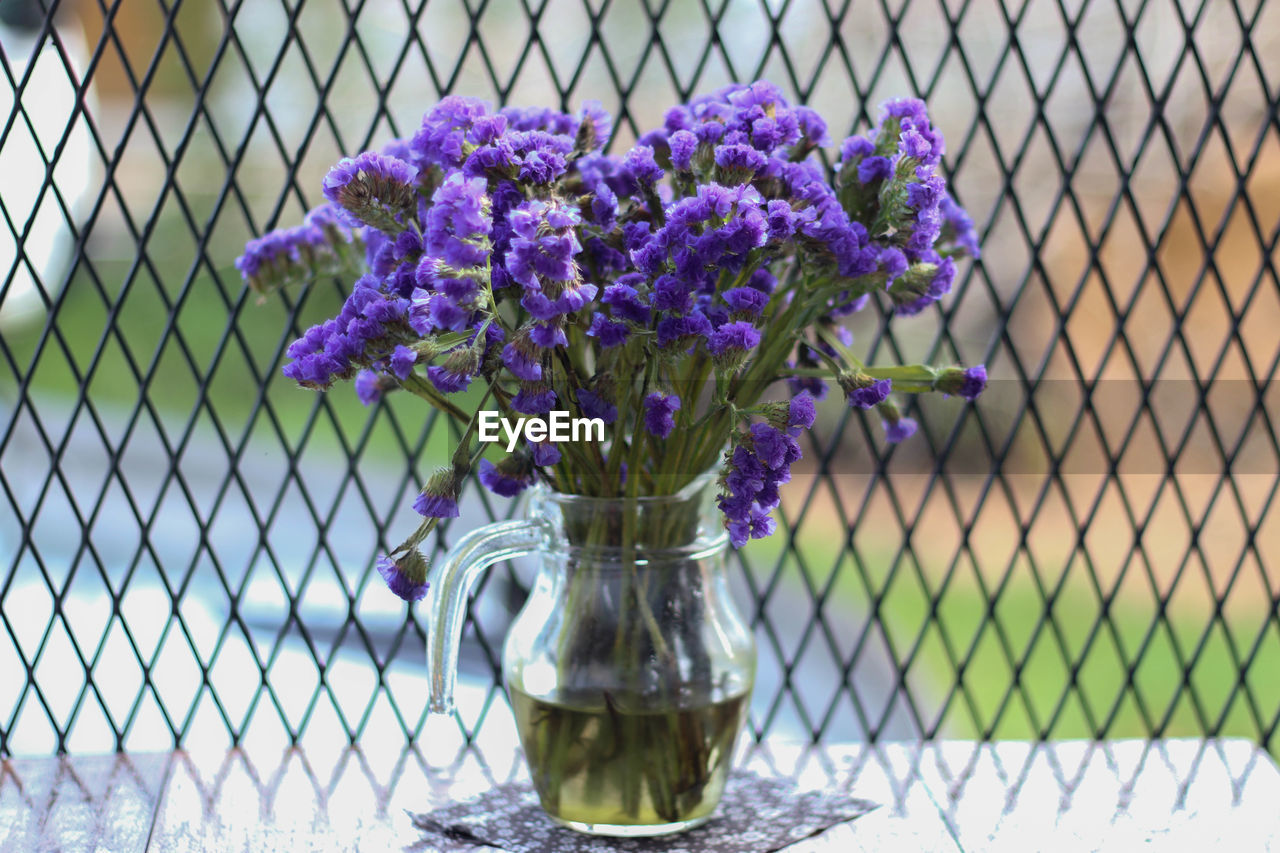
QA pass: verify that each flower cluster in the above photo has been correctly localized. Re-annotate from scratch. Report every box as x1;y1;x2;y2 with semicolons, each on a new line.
280;274;413;388
717;394;815;547
834;98;980;317
242;82;986;600
236;205;364;296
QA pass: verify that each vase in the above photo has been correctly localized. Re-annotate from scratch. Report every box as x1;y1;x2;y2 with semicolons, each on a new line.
425;468;756;837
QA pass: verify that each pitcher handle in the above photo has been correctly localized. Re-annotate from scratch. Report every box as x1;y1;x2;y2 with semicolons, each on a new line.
424;518;550;714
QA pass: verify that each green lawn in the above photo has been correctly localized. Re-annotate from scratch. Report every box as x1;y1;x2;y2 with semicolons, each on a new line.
748;530;1280;753
2;214;480;469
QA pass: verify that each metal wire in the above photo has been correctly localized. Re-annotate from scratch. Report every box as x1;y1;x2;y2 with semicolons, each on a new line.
0;0;1277;757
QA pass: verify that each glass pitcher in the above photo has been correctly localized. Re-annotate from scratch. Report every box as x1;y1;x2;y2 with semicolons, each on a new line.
425;469;756;837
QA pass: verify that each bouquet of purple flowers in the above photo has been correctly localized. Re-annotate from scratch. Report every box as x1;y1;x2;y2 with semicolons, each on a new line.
239;81;984;602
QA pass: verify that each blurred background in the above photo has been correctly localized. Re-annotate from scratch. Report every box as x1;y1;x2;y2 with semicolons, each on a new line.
1;0;1278;759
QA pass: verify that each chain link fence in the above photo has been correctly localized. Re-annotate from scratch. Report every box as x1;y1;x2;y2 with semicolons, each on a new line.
1;0;1278;757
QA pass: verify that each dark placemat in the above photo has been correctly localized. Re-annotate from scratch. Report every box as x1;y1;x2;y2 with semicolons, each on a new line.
411;770;878;852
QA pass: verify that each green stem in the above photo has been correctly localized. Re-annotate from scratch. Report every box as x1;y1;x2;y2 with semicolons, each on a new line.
398;374;469;422
446;382;497;471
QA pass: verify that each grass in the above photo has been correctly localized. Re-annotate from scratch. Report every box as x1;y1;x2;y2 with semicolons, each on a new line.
1;213;480;471
745;524;1280;753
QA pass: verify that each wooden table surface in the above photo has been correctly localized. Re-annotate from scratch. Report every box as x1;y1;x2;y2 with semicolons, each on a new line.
1;738;1276;852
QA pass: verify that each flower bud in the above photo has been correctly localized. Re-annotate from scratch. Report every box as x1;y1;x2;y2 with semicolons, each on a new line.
934;365;987;400
414;468;461;518
376;550;430;602
442;345;480;377
478;454;534;498
759;402;792;432
877;399;918;444
322;152;419;234
838;372;892;409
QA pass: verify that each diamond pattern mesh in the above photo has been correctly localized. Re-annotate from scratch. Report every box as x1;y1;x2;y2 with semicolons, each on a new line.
1;0;1278;757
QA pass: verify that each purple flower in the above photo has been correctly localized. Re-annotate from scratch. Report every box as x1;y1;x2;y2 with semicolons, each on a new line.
906;175;945;226
414;469;461;519
620;145;663;194
502;338;543;381
576;388;617;424
669;130;699;170
714;143;767;180
468;113;508;146
512;385;557;414
749;118;784;151
840;135;874;162
409;279;478;334
412;95;493;169
363;293;409;324
529;440;562;467
622;221;652;252
279;275;406;390
749;422;800;470
632;244;667;282
883;98;944;167
936;365;987;400
882;415;918;444
725;79;785;110
520;281;598;320
941;193;980;258
879;247;909;283
394;230;422;260
505;200;582;287
707;320;761;356
390;345;416;380
528;322;568;349
355;370;382;405
501;104;576;134
643;392;682;439
511;131;571;184
656;312;712;347
427;364;473;393
844;376;892;409
857;156;891;184
587;314;630;348
322;152;418;230
478;457;533;498
748;268;777;292
601;282;651;324
591;184;618;231
765;200;797;242
726;506;777;548
715;424;799;547
413;492;459;518
577;100;613;151
959;366;987;399
651;275;693;313
725;446;766;496
722;286;769;317
794;106;831;147
584;236;626;273
424;173;491;270
789;392;817;430
236;205;359;295
464;140;516;179
235;232;294;284
637;128;669;150
900;128;932;162
376;551;430;602
245;84;982;559
695;121;726;146
892;256;956;315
